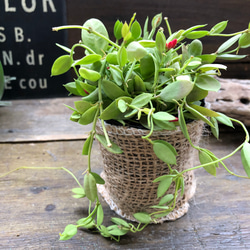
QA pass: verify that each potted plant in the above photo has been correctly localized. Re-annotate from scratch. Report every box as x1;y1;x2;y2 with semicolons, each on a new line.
51;13;250;241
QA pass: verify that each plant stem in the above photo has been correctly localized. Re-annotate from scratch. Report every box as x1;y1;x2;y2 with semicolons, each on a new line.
0;166;83;188
53;25;120;49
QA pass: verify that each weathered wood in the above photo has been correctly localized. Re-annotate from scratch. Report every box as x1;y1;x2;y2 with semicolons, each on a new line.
0;97;92;142
207;78;250;126
0;133;250;249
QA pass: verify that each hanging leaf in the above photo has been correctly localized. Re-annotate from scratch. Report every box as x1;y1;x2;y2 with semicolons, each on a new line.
107;225;129;236
133;212;151;224
82;135;92;155
160;80;194;103
238;32;250;48
95;134;123;154
217;34;241;54
157;177;173;198
216;54;247;60
199;150;217;176
91;172;105;184
185;30;209;39
153;141;177;165
154;119;176;131
59;224;78;241
189;104;220;117
210;117;219;139
71;187;86;199
84;173;97;202
158;194;174;206
111;217;130;228
178;106;190;140
96;205;104;226
195;75;221;92
102;79;128;100
51;55;72;76
215;112;234;128
186;85;208;102
74;100;93;114
241;142;250;178
210;21;228;35
78;105;98;125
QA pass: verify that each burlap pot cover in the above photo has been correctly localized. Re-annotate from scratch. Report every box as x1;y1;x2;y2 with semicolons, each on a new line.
96;120;204;223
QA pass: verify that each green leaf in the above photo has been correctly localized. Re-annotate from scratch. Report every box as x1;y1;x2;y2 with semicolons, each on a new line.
91;172;105;184
139;40;156;48
99;97;132;120
84;173;97;202
188;39;203;57
106;52;119;65
210;117;219;139
127;41;148;62
78;105;98;125
239;32;250;48
131;93;153;107
178;106;190;140
114;20;123;40
77;217;95;229
97;205;104;226
107;225;129;236
153;119;176;131
159;194;174;206
133;212;151;224
217;34;241;54
156;29;166;53
95;134;123;154
118;99;128;113
79;68;101;82
185;30;209;39
153;174;176;183
73;54;102;66
197;63;227;72
82;136;92;155
157;177;173;198
152;112;176;121
185;103;214;128
197;54;217;64
153;141;177;165
131;20;142;39
241;142;250;178
74;100;93;114
160;80;194;103
199;150;217;176
117;46;128;67
182;24;207;36
189;104;220;117
51;55;72;76
63;82;81;96
102;79;128;100
71;187;86;199
81;18;109;56
59;224;78;241
216;54;247;60
195;75;221;92
109;66;123;86
210;21;228;35
111;217;130;228
186;85;208;102
215;112;234;128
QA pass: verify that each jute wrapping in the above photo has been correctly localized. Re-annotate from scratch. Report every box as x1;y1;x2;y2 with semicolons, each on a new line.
96;120;204;223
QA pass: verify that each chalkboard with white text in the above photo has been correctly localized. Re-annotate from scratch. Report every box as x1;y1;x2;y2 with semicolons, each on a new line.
0;0;69;100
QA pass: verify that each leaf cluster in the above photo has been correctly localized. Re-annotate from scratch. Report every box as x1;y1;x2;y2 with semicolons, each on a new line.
51;14;250;241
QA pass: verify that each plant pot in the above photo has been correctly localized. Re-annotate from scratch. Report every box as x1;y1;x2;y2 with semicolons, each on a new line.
96;120;204;223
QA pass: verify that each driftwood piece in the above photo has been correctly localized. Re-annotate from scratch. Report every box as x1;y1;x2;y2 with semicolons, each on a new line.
206;78;250;126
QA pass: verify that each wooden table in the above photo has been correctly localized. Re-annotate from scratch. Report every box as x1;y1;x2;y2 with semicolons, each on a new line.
0;98;249;249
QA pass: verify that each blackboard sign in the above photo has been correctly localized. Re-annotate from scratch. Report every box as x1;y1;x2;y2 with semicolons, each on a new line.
0;0;69;100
